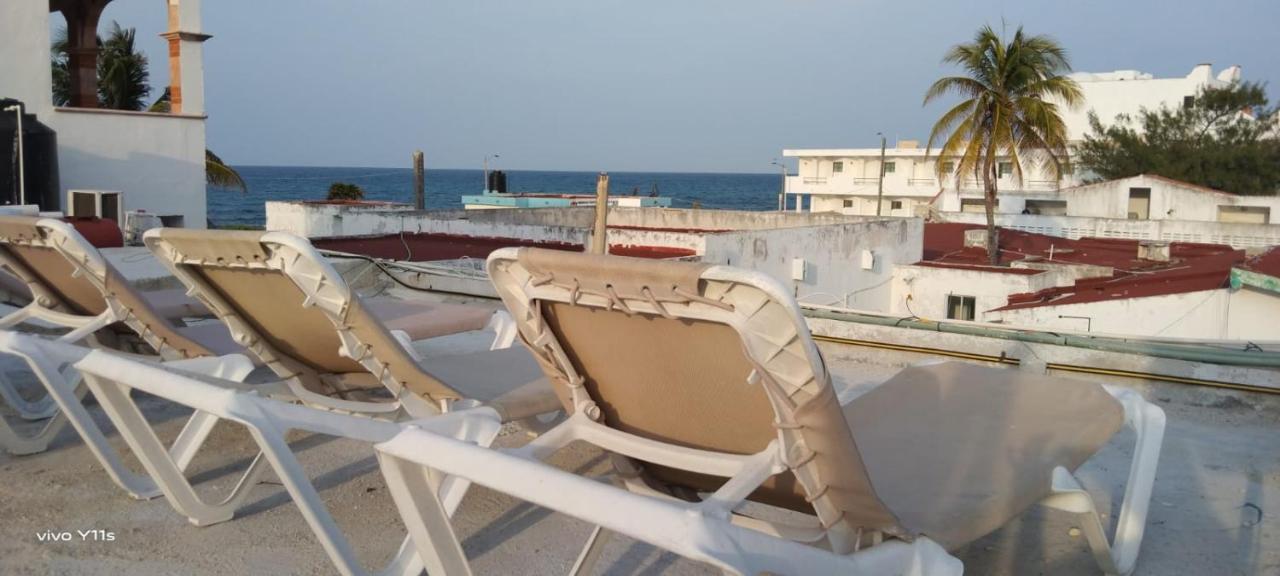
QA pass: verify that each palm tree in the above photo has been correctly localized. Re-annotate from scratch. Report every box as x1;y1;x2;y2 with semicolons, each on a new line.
924;25;1082;264
205;150;248;193
97;22;151;111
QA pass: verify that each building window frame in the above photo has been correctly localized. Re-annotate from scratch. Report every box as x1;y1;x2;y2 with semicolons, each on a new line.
946;294;976;321
997;162;1013;178
832;161;844;174
883;161;896;174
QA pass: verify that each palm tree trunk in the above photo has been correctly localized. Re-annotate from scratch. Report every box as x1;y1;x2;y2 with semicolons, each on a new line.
983;165;999;265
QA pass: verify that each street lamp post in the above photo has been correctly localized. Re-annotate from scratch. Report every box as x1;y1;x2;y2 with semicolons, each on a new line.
483;154;500;193
771;159;787;212
5;105;25;205
876;132;887;216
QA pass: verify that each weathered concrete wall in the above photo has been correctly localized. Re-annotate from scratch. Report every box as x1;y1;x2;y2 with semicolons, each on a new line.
891;265;1049;319
985;287;1280;341
266;202;878;238
703;219;923;311
941;211;1280;248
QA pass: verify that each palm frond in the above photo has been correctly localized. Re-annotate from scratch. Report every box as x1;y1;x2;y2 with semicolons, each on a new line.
206;150;247;193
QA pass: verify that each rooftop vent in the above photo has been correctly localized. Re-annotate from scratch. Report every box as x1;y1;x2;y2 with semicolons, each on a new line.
963;228;993;249
1139;240;1171;262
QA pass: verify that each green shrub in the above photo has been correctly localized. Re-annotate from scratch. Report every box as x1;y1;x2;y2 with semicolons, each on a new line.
327;182;365;201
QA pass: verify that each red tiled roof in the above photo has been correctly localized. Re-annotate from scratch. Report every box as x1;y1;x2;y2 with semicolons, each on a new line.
993;249;1244;311
1239;246;1280;278
923;222;1249;311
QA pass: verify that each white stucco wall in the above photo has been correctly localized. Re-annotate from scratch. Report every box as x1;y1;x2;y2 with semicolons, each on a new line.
50;109;208;226
1061;175;1280;221
941;211;1280;248
0;2;55;118
702;218;923;312
889;265;1046;320
984;287;1280;340
0;3;208;225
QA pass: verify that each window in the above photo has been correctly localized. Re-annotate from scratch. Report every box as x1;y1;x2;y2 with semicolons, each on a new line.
1217;206;1270;224
1127;187;1151;220
890;200;903;210
947;295;976;321
997;162;1013;177
1183;95;1195;108
842;199;854;208
961;199;986;213
941;161;955;174
832;161;844;173
883;161;896;174
1025;199;1067;216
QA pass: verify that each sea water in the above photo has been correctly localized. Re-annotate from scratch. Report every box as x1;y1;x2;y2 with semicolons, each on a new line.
207;167;781;228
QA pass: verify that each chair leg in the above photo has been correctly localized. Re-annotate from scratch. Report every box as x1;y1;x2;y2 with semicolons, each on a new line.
81;373;269;525
0;372;58;420
247;422;426;576
1043;390;1166;576
0;409;67;455
17;352;161;499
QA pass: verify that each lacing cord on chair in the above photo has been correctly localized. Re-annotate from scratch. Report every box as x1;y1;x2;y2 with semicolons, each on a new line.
528;272;735;319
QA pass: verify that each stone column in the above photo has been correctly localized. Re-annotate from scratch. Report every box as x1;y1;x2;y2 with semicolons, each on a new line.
57;0;111;108
160;0;210;115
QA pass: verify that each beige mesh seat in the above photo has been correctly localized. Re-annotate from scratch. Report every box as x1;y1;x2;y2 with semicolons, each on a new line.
463;247;1166;575
143;228;560;422
0;216;257;499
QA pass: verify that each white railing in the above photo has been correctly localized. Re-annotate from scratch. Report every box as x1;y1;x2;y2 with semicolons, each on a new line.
940;211;1280;249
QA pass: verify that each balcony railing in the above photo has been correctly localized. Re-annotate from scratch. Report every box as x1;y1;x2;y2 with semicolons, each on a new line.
802;177;827;185
908;178;937;186
852;177;879;184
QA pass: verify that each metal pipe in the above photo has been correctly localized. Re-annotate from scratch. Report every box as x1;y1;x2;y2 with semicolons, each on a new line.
875;132;886;216
4;105;24;205
771;159;787;212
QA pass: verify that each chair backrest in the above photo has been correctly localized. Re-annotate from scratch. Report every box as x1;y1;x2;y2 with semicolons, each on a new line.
143;228;459;401
0;216;211;359
487;247;907;546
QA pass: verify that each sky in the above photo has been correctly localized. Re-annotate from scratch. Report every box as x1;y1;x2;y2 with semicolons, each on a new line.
79;0;1280;173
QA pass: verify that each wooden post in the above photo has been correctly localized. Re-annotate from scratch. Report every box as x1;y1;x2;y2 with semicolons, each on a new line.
412;150;425;210
590;173;609;254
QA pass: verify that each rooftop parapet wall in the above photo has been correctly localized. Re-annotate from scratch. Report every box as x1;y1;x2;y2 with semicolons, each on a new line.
265;202;877;238
941;211;1280;249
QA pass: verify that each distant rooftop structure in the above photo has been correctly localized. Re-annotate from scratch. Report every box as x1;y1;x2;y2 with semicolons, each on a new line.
1059;63;1242;142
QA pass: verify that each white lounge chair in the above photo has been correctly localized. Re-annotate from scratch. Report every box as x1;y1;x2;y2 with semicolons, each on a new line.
0;331;504;576
142;228;549;420
0;216;255;499
371;247;1166;575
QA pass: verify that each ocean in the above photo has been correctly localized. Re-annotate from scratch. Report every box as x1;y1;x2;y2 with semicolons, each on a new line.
207;166;781;228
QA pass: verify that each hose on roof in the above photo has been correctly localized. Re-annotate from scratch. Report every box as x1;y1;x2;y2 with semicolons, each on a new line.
803;307;1280;369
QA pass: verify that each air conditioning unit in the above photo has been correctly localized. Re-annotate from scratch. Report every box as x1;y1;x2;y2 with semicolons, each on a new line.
67;190;124;225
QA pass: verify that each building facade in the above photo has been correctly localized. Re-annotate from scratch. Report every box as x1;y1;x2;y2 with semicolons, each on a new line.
783;64;1245;217
1;0;210;227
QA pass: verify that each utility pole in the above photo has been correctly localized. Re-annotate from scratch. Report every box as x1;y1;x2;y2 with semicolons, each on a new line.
771;159;787;211
412;150;425;210
591;173;610;254
483;154;500;193
876;132;887;216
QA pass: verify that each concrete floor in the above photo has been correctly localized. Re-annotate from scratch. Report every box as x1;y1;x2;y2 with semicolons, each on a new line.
0;335;1277;575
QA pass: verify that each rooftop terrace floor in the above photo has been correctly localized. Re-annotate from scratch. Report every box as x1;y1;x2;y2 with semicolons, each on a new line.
0;323;1276;575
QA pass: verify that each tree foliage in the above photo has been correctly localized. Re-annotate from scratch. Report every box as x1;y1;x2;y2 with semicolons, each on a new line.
1075;82;1280;195
206;150;248;193
327;182;365;201
924;25;1082;264
50;22;151;111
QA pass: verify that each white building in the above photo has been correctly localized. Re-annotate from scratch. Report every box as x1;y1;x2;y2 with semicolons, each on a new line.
783;64;1244;217
1;0;210;227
